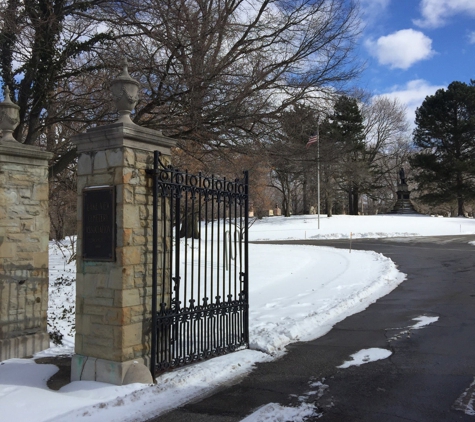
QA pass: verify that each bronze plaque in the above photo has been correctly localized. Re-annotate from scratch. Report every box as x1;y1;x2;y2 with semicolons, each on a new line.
83;186;115;261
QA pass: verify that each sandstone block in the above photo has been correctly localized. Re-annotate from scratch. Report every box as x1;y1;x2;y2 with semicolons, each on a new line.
118;204;140;229
115;288;141;307
124;149;135;167
118;245;142;266
81;341;112;358
77;154;92;175
90;323;115;339
0;189;17;206
32;252;48;269
32;184;48;201
107;266;134;290
121;322;144;348
83;304;108;316
88;172;114;186
93;151;107;171
95;287;115;299
84;333;113;348
102;308;125;325
106;149;123;167
0;242;15;258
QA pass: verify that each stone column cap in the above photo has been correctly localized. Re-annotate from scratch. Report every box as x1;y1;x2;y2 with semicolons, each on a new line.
0;142;53;163
72;122;176;153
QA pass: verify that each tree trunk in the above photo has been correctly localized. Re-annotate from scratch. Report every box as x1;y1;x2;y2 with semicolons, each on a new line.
352;186;359;215
282;197;291;217
302;177;308;214
179;213;200;239
348;182;359;215
326;196;333;217
458;197;464;217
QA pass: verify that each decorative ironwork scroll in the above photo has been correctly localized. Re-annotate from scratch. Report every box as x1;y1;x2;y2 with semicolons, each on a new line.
147;151;249;375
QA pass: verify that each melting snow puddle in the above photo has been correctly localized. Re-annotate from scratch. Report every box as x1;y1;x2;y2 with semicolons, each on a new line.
337;316;439;369
240;402;319;422
410;316;439;329
388;315;439;341
337;348;392;368
242;379;329;422
453;377;475;415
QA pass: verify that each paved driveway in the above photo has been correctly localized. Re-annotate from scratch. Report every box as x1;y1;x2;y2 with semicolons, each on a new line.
149;235;475;422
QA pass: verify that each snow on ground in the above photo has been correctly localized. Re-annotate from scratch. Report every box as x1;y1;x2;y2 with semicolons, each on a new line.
44;237;76;354
337;348;393;369
1;214;473;422
240;402;317;422
249;244;403;355
454;377;475;416
387;315;440;342
249;214;475;241
334;316;440;369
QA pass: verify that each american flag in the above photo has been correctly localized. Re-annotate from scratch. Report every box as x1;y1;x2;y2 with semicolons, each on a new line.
306;134;318;148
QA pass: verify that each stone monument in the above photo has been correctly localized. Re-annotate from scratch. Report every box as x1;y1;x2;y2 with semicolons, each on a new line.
70;59;176;385
389;167;418;214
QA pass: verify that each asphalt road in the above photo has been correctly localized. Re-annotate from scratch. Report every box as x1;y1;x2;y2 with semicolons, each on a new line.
148;235;475;422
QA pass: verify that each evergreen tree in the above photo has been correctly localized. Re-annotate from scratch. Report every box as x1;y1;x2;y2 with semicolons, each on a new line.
328;95;366;215
268;104;320;216
410;81;475;216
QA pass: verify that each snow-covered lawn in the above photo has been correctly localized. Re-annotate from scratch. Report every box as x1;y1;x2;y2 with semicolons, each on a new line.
1;214;474;422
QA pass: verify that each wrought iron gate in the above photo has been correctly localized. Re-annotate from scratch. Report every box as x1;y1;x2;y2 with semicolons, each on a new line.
147;151;249;376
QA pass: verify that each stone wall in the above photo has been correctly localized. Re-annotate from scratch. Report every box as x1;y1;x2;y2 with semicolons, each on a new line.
0;144;52;361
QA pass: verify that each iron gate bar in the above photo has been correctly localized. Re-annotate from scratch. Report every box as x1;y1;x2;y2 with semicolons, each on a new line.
147;151;249;377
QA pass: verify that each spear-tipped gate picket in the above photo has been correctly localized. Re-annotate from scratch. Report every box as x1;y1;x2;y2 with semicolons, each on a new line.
147;151;249;376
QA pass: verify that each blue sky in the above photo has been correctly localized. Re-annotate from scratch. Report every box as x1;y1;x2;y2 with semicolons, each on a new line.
357;0;475;124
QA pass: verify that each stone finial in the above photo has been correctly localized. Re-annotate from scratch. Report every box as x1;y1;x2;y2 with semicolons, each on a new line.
0;86;20;143
110;57;140;124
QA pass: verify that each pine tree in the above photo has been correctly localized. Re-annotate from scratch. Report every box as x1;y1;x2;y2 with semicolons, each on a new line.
328;96;365;215
410;81;475;216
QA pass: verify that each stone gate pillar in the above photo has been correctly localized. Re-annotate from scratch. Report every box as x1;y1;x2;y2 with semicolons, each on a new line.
0;88;53;361
71;61;175;385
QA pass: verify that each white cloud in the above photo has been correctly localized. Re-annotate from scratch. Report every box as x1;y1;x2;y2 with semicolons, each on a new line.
366;29;435;70
414;0;475;28
377;79;446;126
359;0;391;23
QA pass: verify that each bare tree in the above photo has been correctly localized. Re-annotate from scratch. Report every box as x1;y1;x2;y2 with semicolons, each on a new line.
0;0;121;174
360;96;412;211
99;0;362;152
1;0;363;231
362;96;410;166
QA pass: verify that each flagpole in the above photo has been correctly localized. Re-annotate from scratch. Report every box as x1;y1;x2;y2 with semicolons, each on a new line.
306;123;321;229
317;121;320;230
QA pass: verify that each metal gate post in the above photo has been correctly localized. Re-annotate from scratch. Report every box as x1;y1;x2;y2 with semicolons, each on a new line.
243;170;250;344
150;151;159;378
